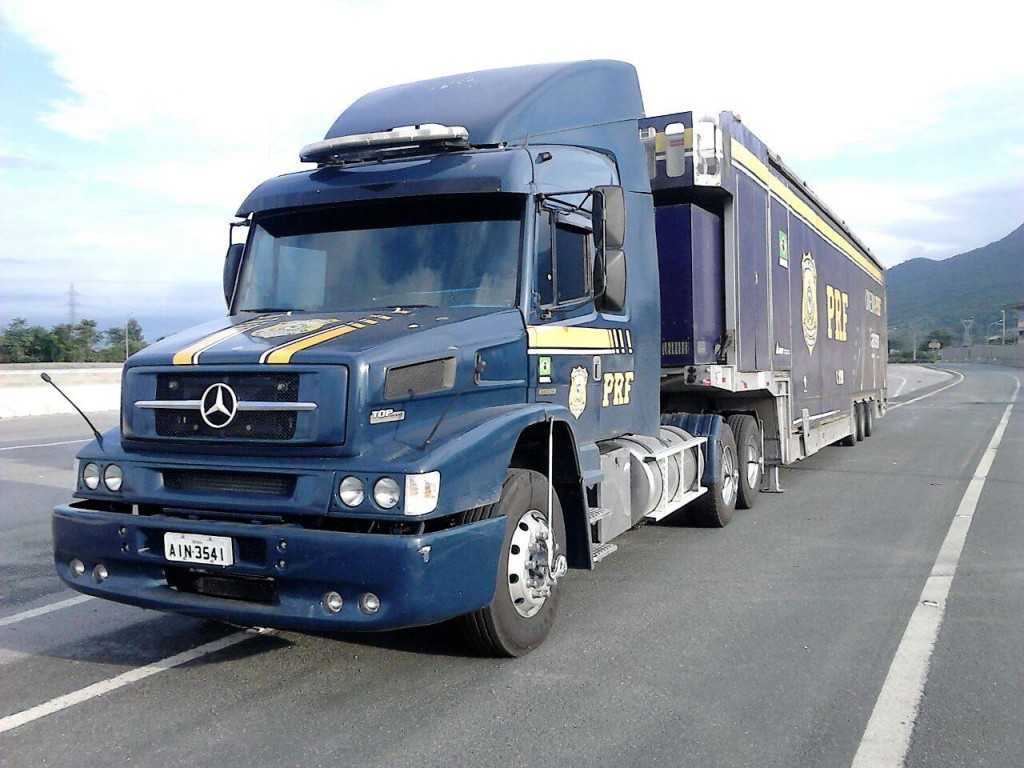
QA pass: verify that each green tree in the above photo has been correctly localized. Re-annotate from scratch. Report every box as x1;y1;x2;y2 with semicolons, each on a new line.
101;318;147;361
0;318;31;362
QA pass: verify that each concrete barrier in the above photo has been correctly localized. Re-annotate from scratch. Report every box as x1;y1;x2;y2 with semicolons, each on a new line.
0;364;122;419
940;345;1024;368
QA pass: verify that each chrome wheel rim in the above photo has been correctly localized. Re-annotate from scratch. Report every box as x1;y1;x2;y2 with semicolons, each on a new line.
507;509;553;618
721;445;738;507
746;436;763;488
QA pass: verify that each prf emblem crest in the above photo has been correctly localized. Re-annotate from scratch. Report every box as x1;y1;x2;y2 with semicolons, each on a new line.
801;252;818;356
252;319;336;339
568;366;588;419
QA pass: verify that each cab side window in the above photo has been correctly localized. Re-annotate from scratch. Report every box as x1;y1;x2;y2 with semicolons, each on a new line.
536;211;593;308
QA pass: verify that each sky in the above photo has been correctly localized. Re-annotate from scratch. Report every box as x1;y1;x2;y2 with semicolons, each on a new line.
1;0;1022;341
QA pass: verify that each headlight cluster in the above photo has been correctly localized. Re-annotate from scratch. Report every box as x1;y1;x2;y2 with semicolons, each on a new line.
81;462;123;492
336;471;440;516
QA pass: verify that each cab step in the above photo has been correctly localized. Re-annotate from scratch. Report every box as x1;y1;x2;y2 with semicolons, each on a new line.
588;506;613;525
591;542;618;564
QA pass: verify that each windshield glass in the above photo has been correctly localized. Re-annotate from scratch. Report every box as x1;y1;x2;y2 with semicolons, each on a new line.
234;194;523;313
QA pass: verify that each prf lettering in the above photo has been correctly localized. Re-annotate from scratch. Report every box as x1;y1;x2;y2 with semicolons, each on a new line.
602;371;634;406
826;285;849;342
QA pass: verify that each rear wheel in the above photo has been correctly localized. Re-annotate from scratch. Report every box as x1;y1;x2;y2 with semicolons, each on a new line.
457;469;566;657
726;414;762;510
863;401;874;437
690;423;738;527
855;402;866;441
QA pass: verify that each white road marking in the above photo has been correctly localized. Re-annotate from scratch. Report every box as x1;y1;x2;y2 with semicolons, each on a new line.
888;369;964;410
0;439;90;452
0;629;274;734
0;595;95;627
888;373;907;397
851;375;1019;768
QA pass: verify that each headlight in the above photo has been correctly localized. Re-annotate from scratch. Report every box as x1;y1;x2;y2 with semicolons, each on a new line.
103;464;123;492
373;477;400;509
404;472;440;516
338;476;365;507
83;463;100;490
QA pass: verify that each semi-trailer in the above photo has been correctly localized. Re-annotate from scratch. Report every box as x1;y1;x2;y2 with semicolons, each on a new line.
54;60;887;656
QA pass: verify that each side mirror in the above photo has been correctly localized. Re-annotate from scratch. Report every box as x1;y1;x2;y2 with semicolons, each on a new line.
223;243;244;307
592;185;625;250
592;186;626;313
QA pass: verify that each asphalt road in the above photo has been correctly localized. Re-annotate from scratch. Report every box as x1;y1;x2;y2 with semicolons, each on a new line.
1;364;1020;767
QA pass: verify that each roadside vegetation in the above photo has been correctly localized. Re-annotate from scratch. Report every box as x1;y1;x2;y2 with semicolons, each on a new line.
0;318;146;363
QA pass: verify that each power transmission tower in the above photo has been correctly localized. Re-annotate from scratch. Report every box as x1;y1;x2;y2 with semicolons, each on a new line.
66;283;81;326
961;316;975;347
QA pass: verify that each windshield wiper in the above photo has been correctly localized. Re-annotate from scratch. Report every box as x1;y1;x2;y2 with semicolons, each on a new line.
238;307;299;313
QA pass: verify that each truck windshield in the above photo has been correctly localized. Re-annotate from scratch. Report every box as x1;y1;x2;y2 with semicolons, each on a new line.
234;194;523;313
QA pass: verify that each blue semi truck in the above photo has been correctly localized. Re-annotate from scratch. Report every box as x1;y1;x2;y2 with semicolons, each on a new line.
54;61;887;656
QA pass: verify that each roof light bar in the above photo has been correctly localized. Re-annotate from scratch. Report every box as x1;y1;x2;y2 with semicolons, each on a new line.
299;124;470;164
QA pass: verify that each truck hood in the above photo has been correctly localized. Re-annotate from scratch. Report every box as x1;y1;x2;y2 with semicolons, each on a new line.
131;307;525;368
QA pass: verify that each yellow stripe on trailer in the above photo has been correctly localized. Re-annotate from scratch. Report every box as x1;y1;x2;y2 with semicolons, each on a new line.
730;141;884;284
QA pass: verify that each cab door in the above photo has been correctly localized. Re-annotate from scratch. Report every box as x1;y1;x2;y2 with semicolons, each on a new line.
527;208;633;444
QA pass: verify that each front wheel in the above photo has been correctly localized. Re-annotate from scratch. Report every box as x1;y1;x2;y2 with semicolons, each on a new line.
457;469;566;657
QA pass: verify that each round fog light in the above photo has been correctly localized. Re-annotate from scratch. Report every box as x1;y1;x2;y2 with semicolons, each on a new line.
373;477;400;509
103;464;123;492
338;476;364;507
83;463;100;490
359;592;381;615
323;591;344;614
70;558;85;577
93;564;108;583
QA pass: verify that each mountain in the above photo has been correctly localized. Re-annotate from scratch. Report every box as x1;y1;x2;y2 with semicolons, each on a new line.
886;223;1024;343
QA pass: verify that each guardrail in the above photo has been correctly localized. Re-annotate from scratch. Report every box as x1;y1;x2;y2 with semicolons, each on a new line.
0;364;122;419
939;345;1024;368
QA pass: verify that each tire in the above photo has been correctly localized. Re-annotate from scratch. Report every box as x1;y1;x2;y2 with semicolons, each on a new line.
863;401;874;437
457;469;566;657
726;414;762;510
855;402;866;442
690;422;738;527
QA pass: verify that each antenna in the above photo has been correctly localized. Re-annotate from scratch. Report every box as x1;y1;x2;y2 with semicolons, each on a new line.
39;373;105;448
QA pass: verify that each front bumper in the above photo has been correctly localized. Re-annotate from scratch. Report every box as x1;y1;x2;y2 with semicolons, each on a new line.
53;503;505;632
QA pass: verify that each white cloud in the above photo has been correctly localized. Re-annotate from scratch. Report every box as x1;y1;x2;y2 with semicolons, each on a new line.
6;0;1023;157
1;0;1023;331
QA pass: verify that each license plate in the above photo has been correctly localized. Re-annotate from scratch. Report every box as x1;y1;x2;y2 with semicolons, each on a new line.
164;532;234;567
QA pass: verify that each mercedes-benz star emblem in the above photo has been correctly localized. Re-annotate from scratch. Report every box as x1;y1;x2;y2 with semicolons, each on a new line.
200;382;238;429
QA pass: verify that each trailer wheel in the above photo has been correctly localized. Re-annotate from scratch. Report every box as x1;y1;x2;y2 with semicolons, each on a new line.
863;401;874;437
726;415;762;510
855;402;866;441
457;469;566;657
690;423;738;527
